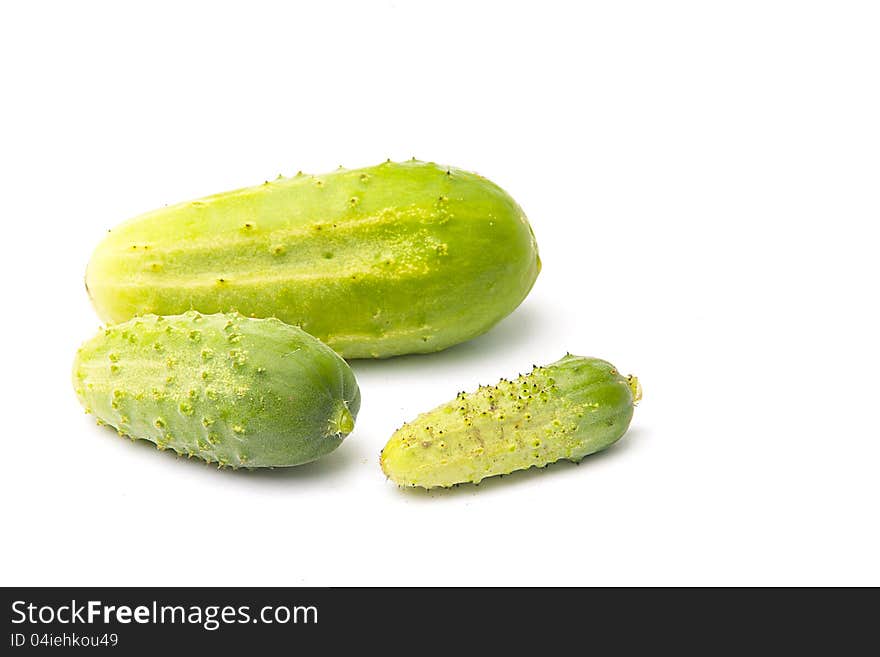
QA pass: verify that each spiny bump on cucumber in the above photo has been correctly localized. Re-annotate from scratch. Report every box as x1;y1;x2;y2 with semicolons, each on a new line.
380;354;640;489
73;311;361;468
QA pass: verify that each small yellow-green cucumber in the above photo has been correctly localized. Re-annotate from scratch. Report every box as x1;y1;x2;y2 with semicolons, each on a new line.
380;355;640;488
72;311;360;468
85;160;540;359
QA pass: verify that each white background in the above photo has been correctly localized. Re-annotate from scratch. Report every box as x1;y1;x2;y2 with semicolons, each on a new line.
1;1;878;586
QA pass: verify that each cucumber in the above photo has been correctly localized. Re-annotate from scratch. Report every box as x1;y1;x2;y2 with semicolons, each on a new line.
72;311;360;468
85;160;541;359
380;355;640;488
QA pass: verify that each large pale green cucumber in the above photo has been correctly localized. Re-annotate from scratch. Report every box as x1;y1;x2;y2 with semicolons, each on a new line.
72;311;360;468
380;355;640;488
86;160;540;359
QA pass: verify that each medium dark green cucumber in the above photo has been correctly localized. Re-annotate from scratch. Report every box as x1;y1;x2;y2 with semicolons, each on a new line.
73;311;360;468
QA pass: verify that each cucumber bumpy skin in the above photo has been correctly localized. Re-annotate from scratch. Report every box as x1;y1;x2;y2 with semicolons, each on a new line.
72;311;360;468
380;355;641;489
85;160;541;359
